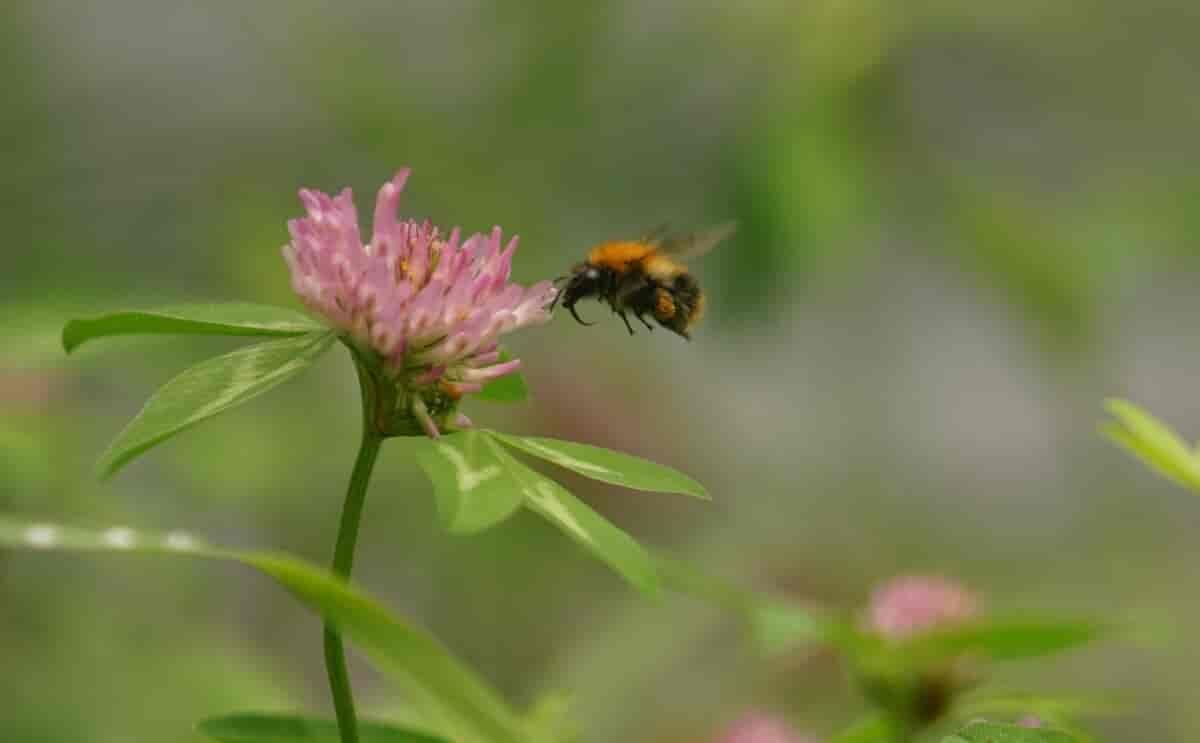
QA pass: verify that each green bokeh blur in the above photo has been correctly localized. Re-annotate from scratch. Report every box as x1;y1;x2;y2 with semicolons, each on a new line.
3;2;1199;741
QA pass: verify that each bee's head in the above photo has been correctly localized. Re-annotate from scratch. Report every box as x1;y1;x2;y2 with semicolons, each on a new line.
551;263;606;326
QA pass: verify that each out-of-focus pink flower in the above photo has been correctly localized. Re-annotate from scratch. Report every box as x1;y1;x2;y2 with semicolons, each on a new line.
865;575;980;640
1015;715;1045;728
716;713;816;743
0;371;59;411
283;168;555;437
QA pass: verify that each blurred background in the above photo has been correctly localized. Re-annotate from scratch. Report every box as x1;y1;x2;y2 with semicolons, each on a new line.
3;1;1199;740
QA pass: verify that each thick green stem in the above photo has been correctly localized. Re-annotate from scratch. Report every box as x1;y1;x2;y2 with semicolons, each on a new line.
324;362;385;743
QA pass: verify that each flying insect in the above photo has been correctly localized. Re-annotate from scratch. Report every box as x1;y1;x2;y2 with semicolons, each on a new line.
551;222;735;340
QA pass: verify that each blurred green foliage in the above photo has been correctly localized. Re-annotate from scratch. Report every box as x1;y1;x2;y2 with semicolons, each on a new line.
4;1;1200;741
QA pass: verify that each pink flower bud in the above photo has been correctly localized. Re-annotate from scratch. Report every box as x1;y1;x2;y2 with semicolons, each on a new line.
866;575;980;640
716;713;816;743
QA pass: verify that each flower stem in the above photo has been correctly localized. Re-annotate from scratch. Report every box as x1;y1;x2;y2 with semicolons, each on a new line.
324;362;385;743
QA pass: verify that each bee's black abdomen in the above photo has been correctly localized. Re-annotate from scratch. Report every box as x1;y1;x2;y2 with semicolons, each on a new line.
644;273;700;338
672;273;701;306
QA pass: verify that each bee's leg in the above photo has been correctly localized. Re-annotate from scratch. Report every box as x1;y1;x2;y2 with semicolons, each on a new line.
613;273;650;308
567;303;596;326
637;313;654;330
618;310;636;335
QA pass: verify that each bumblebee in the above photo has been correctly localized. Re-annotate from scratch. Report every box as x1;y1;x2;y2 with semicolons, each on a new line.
551;222;735;340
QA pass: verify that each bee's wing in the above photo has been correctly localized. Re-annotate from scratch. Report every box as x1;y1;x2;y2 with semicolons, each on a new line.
656;221;737;261
640;223;671;243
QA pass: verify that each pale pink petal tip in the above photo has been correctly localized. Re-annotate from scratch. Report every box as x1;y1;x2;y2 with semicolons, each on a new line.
281;167;549;438
866;575;980;640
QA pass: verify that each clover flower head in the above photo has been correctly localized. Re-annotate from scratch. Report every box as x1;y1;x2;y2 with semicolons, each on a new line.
283;168;555;437
866;575;980;640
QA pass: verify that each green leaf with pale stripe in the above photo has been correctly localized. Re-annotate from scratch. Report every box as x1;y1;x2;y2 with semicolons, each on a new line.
944;721;1078;743
98;331;335;478
240;555;533;743
1102;398;1200;492
0;517;535;743
483;433;660;598
955;692;1116;742
411;431;525;534
473;350;529;403
411;429;661;595
198;713;446;743
899;616;1104;665
956;691;1124;723
489;432;709;499
63;303;323;353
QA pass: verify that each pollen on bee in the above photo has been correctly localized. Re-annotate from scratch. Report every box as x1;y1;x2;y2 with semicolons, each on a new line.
654;289;676;319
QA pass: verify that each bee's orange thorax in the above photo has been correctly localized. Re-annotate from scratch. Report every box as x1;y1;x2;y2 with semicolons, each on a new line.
587;240;656;272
